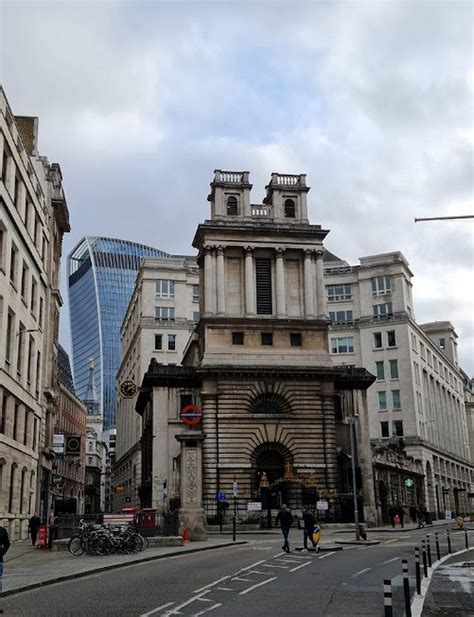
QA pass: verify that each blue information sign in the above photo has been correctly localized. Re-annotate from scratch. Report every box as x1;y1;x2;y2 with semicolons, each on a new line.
217;492;226;501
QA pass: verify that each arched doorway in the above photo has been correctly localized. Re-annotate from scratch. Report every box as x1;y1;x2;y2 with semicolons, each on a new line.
252;443;291;509
379;480;389;523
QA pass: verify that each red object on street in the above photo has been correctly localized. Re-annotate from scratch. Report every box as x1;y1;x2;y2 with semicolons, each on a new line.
180;404;202;426
36;525;49;549
140;508;156;528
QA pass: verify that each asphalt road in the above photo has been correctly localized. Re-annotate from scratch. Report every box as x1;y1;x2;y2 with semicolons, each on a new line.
2;526;470;617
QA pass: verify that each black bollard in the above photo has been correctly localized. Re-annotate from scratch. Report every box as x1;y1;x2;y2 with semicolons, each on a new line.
447;529;452;554
402;559;412;617
422;540;428;577
232;514;236;542
415;547;421;595
383;579;393;617
435;532;440;561
465;528;469;550
426;534;432;568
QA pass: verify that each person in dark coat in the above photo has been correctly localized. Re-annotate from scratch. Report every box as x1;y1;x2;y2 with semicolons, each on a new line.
0;524;11;614
409;505;417;525
301;505;319;552
388;505;396;527
275;504;293;553
397;505;405;528
28;513;41;546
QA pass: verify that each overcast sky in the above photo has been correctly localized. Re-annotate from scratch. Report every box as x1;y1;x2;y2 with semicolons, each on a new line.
1;0;473;373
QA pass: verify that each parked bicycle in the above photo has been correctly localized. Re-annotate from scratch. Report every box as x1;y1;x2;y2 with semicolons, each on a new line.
67;520;148;556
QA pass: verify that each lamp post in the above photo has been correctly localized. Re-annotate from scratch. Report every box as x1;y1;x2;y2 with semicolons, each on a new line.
348;415;360;541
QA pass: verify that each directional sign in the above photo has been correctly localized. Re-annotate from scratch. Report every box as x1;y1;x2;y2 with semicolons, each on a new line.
233;481;238;497
180;404;202;426
217;492;226;502
316;500;329;511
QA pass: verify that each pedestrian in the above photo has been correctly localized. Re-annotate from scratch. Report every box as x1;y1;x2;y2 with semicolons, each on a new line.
397;505;405;529
409;504;417;525
275;504;293;553
28;512;41;546
0;524;11;614
388;505;396;527
301;505;319;553
48;515;60;550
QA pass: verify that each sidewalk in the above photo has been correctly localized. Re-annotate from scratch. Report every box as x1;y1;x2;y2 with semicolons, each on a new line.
335;519;453;534
422;548;474;616
1;537;247;597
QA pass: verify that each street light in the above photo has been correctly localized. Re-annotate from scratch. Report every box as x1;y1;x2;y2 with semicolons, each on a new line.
348;413;360;542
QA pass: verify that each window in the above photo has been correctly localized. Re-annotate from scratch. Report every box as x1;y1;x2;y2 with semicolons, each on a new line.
33;418;38;450
154;334;162;350
372;276;391;295
192;311;200;322
438;338;446;351
17;323;25;376
0;392;7;433
393;420;404;437
375;361;384;380
326;284;352;302
26;335;34;384
168;334;176;351
155;307;175;321
31;278;37;314
35;351;41;398
387;331;396;347
24;201;31;232
256;258;272;315
13;402;19;440
20;263;28;301
330;337;354;354
5;309;14;364
290;333;302;347
0;225;5;271
14;174;22;208
156;280;175;298
392;389;401;409
373;302;393;318
232;332;244;345
377;391;387;411
427;350;432;366
389;359;399;379
192;285;199;302
420;343;425;360
284;199;295;218
261;332;273;346
9;244;18;286
38;297;44;328
373;332;382;348
381;421;389;438
226;195;238;215
329;310;353;324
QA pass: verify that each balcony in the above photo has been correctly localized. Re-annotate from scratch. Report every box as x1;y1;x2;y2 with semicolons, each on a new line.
213;170;249;184
250;204;272;218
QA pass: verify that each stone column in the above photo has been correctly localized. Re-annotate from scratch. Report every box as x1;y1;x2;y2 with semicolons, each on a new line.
176;433;207;541
216;246;226;316
203;246;215;316
201;389;218;501
275;247;286;317
315;250;327;318
244;246;255;316
303;250;315;318
321;382;337;493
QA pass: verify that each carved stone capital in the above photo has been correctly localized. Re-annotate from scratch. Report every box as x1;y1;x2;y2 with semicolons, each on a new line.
204;245;213;256
275;247;285;258
217;245;225;256
245;245;253;256
304;248;313;258
315;249;325;259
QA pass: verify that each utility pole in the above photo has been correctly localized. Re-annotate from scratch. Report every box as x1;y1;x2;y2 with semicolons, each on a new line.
349;415;360;541
414;215;474;222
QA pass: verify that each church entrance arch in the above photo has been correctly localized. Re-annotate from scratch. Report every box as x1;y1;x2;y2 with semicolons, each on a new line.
252;443;292;509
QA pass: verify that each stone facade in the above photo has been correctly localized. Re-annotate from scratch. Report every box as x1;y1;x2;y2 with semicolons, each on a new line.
324;251;473;519
136;170;376;532
114;257;198;510
0;87;69;538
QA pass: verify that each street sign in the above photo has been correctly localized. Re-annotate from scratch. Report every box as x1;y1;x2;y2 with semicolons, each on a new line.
232;481;238;497
404;478;415;488
180;404;202;426
65;435;81;456
53;434;65;457
217;492;226;502
247;502;262;512
316;500;329;511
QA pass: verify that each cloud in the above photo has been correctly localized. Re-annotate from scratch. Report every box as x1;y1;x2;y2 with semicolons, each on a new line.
1;0;472;373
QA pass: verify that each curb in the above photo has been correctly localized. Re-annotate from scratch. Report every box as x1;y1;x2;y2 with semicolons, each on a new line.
0;541;247;598
410;547;472;617
335;539;380;546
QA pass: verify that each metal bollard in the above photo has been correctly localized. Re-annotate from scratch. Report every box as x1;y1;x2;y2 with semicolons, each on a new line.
426;534;432;568
435;532;440;561
422;539;428;577
447;529;452;554
465;528;469;550
383;578;393;617
232;514;236;542
415;547;421;595
402;559;412;617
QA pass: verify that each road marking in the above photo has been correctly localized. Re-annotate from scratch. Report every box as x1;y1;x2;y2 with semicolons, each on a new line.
381;557;399;565
217;587;234;591
352;567;371;577
275;558;301;564
231;576;251;582
164;591;210;615
385;539;399;544
274;551;285;558
140;602;175;617
247;569;275;576
290;561;312;572
238;560;267;572
196;597;213;603
193;604;222;616
319;551;336;559
342;545;358;550
264;564;290;569
239;576;278;595
193;576;230;593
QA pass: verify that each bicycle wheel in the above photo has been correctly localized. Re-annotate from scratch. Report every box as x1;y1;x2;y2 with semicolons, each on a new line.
125;534;142;554
139;534;149;551
68;535;84;556
95;535;113;556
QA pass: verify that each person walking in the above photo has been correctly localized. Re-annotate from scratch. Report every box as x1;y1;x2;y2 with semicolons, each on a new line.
28;513;41;546
388;505;396;527
275;504;293;553
397;505;405;529
301;505;319;553
0;524;11;614
409;504;417;525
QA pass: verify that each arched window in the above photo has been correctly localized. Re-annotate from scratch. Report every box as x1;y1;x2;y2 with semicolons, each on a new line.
284;199;296;218
227;196;238;216
249;392;291;415
8;463;17;513
20;467;27;513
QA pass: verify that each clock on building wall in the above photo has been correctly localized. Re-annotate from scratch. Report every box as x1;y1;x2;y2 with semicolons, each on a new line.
120;380;137;398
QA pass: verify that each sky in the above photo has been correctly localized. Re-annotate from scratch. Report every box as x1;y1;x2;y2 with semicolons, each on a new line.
1;0;473;373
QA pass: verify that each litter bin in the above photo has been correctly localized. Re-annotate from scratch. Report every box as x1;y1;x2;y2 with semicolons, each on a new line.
36;525;49;549
140;508;156;528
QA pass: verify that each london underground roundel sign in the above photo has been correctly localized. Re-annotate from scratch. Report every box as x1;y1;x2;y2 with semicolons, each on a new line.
180;404;202;426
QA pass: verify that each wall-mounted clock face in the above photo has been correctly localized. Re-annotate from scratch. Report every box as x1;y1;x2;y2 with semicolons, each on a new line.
120;380;137;398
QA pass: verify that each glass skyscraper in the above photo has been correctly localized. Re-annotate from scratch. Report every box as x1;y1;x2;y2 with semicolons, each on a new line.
68;237;169;429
